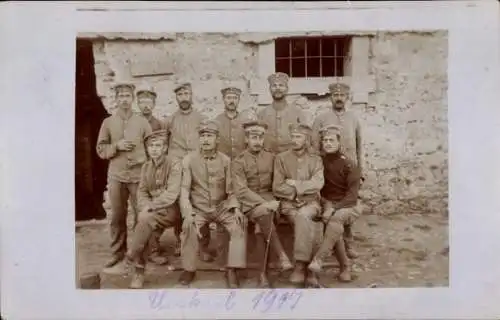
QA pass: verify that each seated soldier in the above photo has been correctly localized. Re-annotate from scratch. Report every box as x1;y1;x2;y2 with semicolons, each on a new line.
272;123;325;288
178;120;247;288
124;129;182;289
232;120;293;288
308;124;362;282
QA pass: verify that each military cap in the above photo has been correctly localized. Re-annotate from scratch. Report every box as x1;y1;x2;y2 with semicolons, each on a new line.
267;72;289;85
319;123;342;137
221;86;242;97
243;120;268;135
136;83;157;99
173;82;192;93
328;82;350;94
144;129;169;144
113;81;135;92
289;123;313;136
197;119;219;135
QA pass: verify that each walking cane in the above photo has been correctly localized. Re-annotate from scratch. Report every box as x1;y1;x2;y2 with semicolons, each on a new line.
262;202;281;275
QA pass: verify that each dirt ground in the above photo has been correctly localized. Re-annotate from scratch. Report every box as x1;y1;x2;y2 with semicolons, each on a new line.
76;212;449;289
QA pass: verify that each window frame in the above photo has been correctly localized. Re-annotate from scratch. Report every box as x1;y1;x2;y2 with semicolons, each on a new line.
274;35;352;78
250;34;373;106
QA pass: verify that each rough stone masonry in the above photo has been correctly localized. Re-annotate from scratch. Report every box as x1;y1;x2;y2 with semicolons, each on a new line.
89;31;448;216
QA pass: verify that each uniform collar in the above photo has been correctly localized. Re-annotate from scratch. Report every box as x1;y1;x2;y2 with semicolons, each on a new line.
200;149;217;160
116;108;134;120
292;148;307;158
178;107;194;115
271;100;288;112
224;110;239;120
324;151;342;160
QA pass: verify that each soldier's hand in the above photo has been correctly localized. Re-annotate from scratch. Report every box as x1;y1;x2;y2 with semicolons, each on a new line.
233;208;245;228
266;200;280;212
116;139;134;151
285;179;296;187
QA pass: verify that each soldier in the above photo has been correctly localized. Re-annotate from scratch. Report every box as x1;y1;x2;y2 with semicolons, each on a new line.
135;83;169;265
308;124;362;282
311;82;363;259
123;129;182;288
136;83;165;131
96;81;152;271
163;82;213;261
258;72;308;154
178;120;247;288
272;123;325;288
214;86;247;159
232;120;293;287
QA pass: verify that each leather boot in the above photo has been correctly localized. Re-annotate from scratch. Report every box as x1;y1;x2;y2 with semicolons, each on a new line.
225;268;240;289
257;272;271;288
305;270;322;288
289;262;306;284
338;265;353;282
129;270;145;289
178;271;196;286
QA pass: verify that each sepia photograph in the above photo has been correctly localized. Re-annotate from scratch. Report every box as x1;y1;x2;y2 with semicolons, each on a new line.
75;30;449;290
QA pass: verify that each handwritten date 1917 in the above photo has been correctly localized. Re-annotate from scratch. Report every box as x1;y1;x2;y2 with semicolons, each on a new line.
148;289;303;313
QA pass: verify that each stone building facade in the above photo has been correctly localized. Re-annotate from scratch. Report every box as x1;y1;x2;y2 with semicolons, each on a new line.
80;31;448;216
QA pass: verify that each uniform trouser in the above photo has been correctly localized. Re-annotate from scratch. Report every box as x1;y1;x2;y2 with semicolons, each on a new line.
181;204;247;272
246;203;287;262
313;205;361;262
127;205;180;269
281;202;323;263
108;179;139;260
147;202;182;255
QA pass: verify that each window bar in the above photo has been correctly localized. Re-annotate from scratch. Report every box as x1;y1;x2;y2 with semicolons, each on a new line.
319;38;323;77
304;39;308;78
289;40;292;77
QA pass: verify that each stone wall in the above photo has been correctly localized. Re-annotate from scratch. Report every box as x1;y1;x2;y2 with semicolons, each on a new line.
92;31;448;216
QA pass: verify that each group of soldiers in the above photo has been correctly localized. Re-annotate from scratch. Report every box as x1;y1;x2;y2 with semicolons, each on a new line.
95;71;364;289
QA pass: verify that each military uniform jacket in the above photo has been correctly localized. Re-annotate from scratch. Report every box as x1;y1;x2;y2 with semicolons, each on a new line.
164;108;207;160
272;149;324;206
180;150;240;216
232;149;276;213
214;111;247;159
137;154;182;212
257;102;307;154
96;110;152;183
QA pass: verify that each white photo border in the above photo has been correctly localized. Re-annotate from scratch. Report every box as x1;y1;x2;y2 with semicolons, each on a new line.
1;1;500;319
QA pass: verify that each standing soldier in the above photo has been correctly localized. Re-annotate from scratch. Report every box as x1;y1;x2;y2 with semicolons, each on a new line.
311;82;363;259
163;82;213;261
232;120;293;287
214;85;251;269
135;83;169;265
214;86;247;159
96;81;152;271
308;124;362;282
178;120;247;288
124;129;182;288
258;72;308;154
272;123;325;288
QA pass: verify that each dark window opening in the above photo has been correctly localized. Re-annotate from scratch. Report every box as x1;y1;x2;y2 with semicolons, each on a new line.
275;36;351;78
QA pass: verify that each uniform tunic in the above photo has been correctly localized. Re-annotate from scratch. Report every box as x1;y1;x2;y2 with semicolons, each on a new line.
128;154;182;268
272;149;325;262
214;111;247;159
96;110;152;183
232;149;275;214
258;102;308;154
311;108;363;172
164;108;207;160
179;150;245;271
